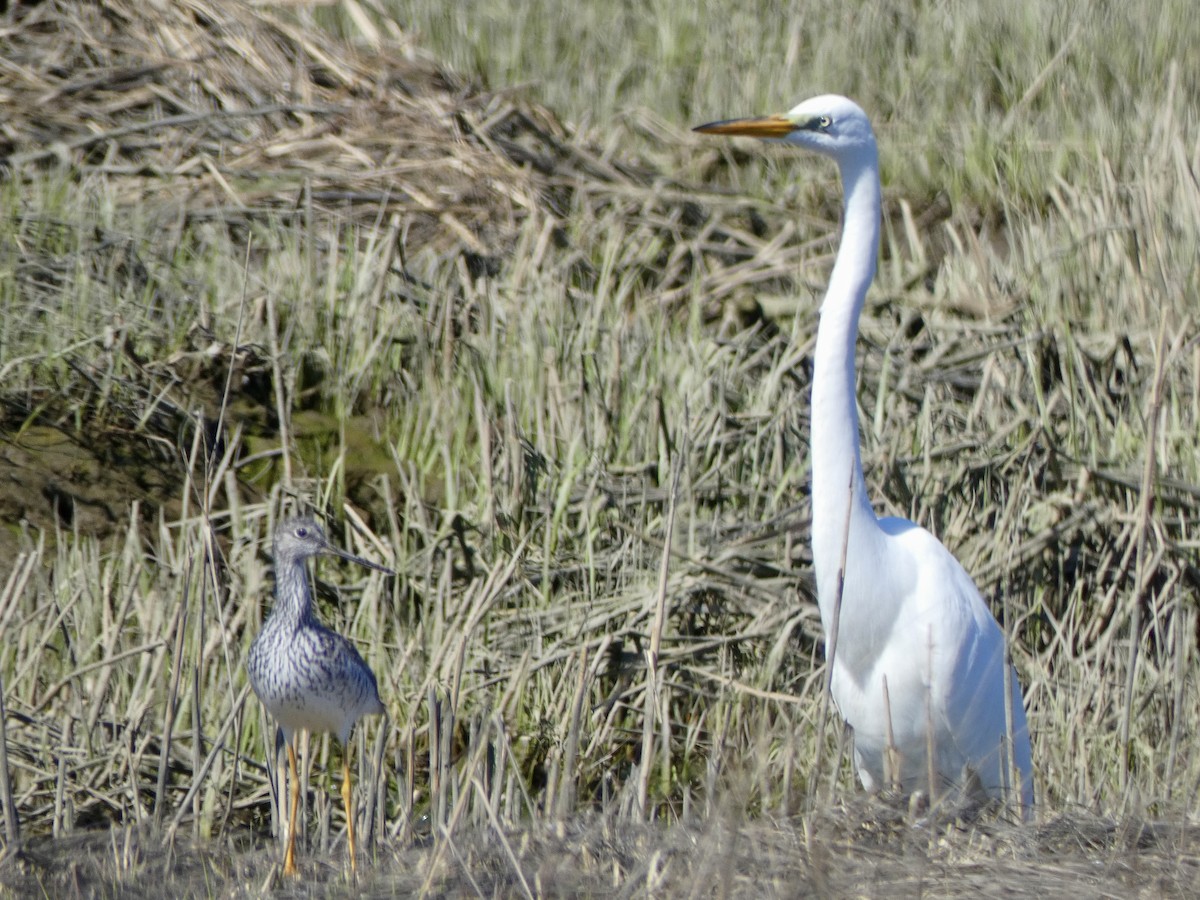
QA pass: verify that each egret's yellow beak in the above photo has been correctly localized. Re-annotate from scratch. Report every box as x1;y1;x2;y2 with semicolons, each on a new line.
692;114;796;137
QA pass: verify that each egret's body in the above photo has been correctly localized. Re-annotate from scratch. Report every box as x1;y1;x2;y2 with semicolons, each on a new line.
247;516;391;875
696;96;1033;813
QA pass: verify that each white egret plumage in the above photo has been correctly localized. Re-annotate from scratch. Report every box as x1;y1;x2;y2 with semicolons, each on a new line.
695;95;1033;814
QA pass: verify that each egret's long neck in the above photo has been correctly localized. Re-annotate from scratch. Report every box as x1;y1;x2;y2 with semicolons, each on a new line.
810;146;882;624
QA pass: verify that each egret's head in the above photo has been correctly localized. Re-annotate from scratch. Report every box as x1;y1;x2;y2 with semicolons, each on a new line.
694;94;876;163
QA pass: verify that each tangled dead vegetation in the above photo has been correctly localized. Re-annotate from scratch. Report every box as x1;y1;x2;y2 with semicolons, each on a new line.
0;0;792;547
0;0;761;279
1;0;565;257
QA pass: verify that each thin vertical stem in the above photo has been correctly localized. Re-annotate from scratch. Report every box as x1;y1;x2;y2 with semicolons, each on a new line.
1120;320;1174;798
558;646;589;819
882;676;897;791
154;571;190;827
1166;602;1190;795
0;672;20;855
816;468;855;807
925;628;937;811
265;289;293;488
637;448;681;818
1002;586;1020;817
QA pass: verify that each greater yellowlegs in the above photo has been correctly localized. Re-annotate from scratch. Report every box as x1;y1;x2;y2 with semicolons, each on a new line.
247;516;392;876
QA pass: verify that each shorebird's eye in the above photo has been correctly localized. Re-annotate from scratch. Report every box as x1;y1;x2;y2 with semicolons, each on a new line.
818;116;832;129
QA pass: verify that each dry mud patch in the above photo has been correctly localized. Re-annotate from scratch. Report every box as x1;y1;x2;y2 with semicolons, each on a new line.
4;808;1200;898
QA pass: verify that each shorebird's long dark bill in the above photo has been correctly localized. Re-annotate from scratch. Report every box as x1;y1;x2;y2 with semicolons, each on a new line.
328;545;395;575
693;114;795;137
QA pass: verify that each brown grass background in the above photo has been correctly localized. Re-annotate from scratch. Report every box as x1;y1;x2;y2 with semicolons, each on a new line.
0;0;1198;895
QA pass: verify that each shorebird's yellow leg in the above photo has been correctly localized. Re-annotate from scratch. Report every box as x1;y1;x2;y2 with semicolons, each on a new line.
283;741;300;877
342;743;358;874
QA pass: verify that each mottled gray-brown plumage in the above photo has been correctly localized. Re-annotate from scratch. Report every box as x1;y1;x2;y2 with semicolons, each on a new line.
247;515;391;875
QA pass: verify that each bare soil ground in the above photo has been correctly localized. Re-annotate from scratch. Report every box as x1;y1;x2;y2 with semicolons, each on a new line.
5;804;1200;898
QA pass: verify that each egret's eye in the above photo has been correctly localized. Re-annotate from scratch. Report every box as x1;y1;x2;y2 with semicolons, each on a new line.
818;116;832;129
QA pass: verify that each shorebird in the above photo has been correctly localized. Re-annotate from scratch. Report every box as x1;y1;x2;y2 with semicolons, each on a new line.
247;515;392;875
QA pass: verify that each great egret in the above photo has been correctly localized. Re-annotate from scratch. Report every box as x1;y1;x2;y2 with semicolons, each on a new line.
695;95;1033;814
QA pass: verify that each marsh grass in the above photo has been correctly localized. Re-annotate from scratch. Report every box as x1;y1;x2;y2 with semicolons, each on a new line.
0;0;1199;895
